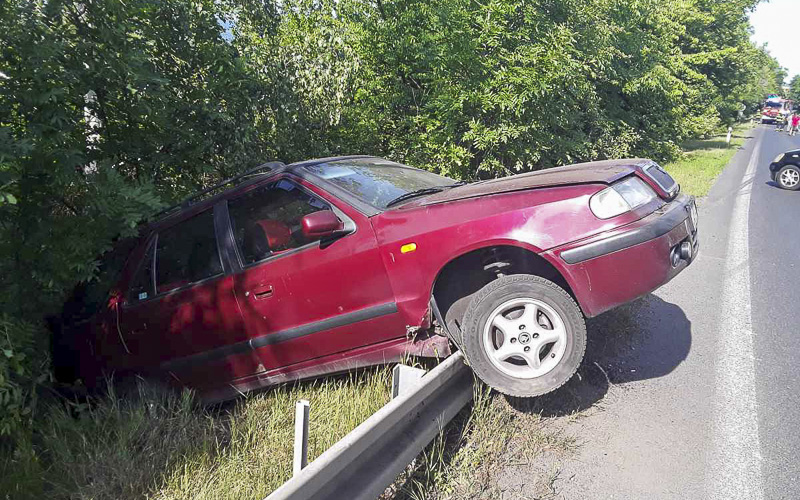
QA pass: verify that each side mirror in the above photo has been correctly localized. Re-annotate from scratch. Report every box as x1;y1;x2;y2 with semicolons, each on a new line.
301;210;343;240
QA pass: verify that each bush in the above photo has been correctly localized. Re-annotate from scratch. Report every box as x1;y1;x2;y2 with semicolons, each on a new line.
0;316;48;438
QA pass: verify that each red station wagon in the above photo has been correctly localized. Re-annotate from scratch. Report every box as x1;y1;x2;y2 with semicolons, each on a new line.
52;156;699;400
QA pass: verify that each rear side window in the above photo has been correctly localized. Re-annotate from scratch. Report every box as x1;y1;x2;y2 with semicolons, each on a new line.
127;240;155;303
126;210;223;303
155;209;222;294
227;179;332;265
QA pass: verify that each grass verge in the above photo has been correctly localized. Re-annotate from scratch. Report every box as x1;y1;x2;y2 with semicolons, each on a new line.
2;368;572;500
1;367;392;500
391;385;574;500
662;122;753;197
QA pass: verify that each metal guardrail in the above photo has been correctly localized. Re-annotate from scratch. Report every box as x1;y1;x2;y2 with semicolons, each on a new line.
265;352;474;500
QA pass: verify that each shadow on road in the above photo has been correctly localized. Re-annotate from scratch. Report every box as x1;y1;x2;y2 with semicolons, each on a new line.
506;294;691;417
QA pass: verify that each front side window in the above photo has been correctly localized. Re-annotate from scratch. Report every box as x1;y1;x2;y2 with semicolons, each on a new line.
227;179;334;265
304;158;456;209
155;209;223;294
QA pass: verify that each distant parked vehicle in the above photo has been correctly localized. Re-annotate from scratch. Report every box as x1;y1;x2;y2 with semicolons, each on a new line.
761;95;793;124
770;149;800;190
51;156;699;401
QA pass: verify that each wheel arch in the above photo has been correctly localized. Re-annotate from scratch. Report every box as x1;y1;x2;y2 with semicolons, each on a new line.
429;242;579;340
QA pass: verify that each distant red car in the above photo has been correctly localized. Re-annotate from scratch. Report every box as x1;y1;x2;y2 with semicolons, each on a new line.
53;156;698;400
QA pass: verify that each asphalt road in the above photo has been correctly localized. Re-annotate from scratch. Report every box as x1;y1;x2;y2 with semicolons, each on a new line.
749;125;800;500
500;125;800;499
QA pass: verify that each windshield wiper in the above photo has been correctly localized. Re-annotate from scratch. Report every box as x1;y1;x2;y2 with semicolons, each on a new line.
385;187;446;207
385;182;469;208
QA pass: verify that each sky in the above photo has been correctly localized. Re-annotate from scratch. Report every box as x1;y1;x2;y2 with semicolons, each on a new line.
750;0;800;82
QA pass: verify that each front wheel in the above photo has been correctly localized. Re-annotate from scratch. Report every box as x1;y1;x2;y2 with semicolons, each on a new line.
777;164;800;190
460;274;586;398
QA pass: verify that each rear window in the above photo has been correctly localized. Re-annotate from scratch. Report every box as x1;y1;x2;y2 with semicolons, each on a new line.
127;240;155;302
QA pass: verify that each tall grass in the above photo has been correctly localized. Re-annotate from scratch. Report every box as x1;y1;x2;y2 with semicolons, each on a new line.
155;368;392;500
662;122;752;197
394;385;573;500
1;367;392;500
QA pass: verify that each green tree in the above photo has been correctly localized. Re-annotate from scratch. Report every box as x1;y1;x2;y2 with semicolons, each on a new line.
0;0;273;318
787;74;800;102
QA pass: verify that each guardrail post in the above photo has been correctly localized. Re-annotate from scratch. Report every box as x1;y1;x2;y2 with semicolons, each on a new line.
293;400;310;476
392;364;427;398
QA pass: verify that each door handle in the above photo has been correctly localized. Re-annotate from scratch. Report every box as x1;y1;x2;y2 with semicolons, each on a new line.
251;285;274;299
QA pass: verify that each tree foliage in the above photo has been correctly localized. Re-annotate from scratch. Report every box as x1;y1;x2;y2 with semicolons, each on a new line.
788;75;800;102
0;0;787;437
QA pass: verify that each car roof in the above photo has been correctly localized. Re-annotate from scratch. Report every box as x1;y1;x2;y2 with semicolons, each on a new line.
141;155;377;233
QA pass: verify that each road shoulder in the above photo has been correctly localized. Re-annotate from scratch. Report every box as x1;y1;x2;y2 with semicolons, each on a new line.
491;128;762;499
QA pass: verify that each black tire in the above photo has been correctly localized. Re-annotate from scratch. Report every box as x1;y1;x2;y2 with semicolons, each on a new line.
460;274;586;398
777;164;800;191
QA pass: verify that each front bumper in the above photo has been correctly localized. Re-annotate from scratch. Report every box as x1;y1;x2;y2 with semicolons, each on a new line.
770;162;782;180
549;194;698;317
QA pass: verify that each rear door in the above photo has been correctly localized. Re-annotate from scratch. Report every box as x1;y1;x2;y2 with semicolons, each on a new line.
119;207;261;389
224;176;402;372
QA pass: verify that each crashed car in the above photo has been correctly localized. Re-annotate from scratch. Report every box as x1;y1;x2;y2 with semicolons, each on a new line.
51;156;698;400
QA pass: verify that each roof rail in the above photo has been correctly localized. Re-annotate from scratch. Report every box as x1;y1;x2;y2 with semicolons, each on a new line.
150;161;285;221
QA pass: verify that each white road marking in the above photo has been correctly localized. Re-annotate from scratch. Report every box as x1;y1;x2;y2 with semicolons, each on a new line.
707;129;764;499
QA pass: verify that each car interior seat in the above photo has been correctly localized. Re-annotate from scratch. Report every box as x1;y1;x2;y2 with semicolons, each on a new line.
244;219;291;262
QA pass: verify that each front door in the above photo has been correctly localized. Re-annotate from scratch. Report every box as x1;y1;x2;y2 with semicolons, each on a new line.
225;177;401;372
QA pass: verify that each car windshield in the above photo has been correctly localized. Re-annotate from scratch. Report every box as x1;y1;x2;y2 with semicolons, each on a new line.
304;158;457;209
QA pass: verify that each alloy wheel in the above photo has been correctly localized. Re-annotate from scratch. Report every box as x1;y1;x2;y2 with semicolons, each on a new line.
780;168;800;188
482;298;568;379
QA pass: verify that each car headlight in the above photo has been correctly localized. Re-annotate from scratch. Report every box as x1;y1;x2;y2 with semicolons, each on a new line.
773;153;785;163
589;177;658;219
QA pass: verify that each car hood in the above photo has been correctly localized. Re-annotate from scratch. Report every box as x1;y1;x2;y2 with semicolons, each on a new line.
412;159;645;207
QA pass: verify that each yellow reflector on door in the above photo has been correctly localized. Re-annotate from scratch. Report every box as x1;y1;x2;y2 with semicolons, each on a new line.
400;243;417;254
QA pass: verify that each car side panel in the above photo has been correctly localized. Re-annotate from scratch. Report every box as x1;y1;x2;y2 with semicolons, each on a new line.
371;184;665;327
118;274;261;390
372;185;603;325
